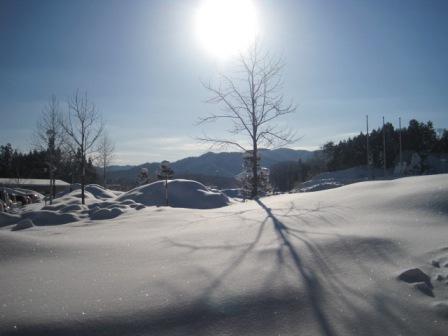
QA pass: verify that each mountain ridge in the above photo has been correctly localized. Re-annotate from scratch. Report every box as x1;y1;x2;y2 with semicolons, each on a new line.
106;148;315;187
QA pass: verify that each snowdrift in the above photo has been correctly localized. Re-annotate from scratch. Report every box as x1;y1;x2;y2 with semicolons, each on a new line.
0;180;230;228
117;179;230;209
298;165;388;192
2;186;146;227
0;174;447;336
59;184;117;200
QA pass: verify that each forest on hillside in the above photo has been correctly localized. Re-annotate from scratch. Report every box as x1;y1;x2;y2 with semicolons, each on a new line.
0;144;98;185
270;119;448;191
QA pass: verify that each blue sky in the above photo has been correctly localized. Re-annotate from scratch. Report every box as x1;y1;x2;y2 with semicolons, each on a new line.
1;0;447;164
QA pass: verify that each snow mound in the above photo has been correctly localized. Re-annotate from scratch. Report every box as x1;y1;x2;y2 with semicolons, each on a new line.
21;210;79;226
52;189;97;205
59;204;89;213
56;184;117;201
0;212;21;227
83;184;117;199
11;218;35;231
117;179;230;209
90;207;124;220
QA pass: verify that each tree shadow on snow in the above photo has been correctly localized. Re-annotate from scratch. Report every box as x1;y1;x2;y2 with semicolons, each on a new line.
2;200;433;336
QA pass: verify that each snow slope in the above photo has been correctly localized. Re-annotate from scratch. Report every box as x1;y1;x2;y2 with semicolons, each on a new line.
0;174;447;335
297;165;388;192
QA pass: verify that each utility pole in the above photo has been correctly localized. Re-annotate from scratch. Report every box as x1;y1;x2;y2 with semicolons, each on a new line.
366;115;370;180
382;116;386;177
399;117;403;175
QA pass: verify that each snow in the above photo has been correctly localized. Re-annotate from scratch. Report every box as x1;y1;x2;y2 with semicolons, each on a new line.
0;212;21;227
11;218;35;231
0;178;70;186
58;184;118;201
221;188;244;198
73;183;118;200
296;165;378;192
117;179;231;209
0;174;447;335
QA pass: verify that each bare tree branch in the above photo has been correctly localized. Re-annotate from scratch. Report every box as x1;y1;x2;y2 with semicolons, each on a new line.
95;131;115;187
198;42;298;197
197;135;247;152
59;89;104;204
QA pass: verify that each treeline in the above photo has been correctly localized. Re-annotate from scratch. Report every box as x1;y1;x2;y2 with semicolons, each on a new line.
0;143;98;184
270;119;448;192
323;119;447;171
0;91;114;204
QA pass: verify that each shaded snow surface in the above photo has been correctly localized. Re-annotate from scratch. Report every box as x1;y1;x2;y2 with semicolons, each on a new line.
0;174;447;335
297;165;386;192
117;179;230;209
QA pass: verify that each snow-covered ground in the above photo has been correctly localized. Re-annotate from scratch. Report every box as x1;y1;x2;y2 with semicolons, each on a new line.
0;175;447;335
296;165;398;192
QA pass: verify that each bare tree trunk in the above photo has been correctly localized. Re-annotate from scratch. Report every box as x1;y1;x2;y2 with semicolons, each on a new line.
60;90;103;205
252;142;258;198
52;179;56;199
96;132;115;188
103;165;106;187
81;154;86;205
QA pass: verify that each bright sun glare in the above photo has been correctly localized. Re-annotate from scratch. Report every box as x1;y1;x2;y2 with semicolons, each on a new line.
195;0;259;59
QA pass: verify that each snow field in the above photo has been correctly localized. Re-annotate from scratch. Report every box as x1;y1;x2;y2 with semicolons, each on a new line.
0;175;447;335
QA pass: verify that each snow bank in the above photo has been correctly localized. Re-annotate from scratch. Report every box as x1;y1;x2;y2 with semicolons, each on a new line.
83;184;118;199
11;218;35;231
0;212;21;227
90;207;124;220
52;189;97;205
297;165;387;192
21;210;79;226
0;184;146;227
59;184;117;200
117;179;230;209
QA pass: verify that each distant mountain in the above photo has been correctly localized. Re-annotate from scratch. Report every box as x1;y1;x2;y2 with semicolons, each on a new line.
107;165;135;172
106;148;314;188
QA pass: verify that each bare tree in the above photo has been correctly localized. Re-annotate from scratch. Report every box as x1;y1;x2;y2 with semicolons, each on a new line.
96;132;115;188
198;43;297;197
60;90;104;204
35;95;65;202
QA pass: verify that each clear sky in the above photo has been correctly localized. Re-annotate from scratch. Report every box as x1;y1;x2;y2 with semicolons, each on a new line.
1;0;447;164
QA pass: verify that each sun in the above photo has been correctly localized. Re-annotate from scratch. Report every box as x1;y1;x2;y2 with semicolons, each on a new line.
195;0;259;59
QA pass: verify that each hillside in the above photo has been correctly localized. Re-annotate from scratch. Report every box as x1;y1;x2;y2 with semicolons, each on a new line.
107;148;314;186
0;174;447;335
